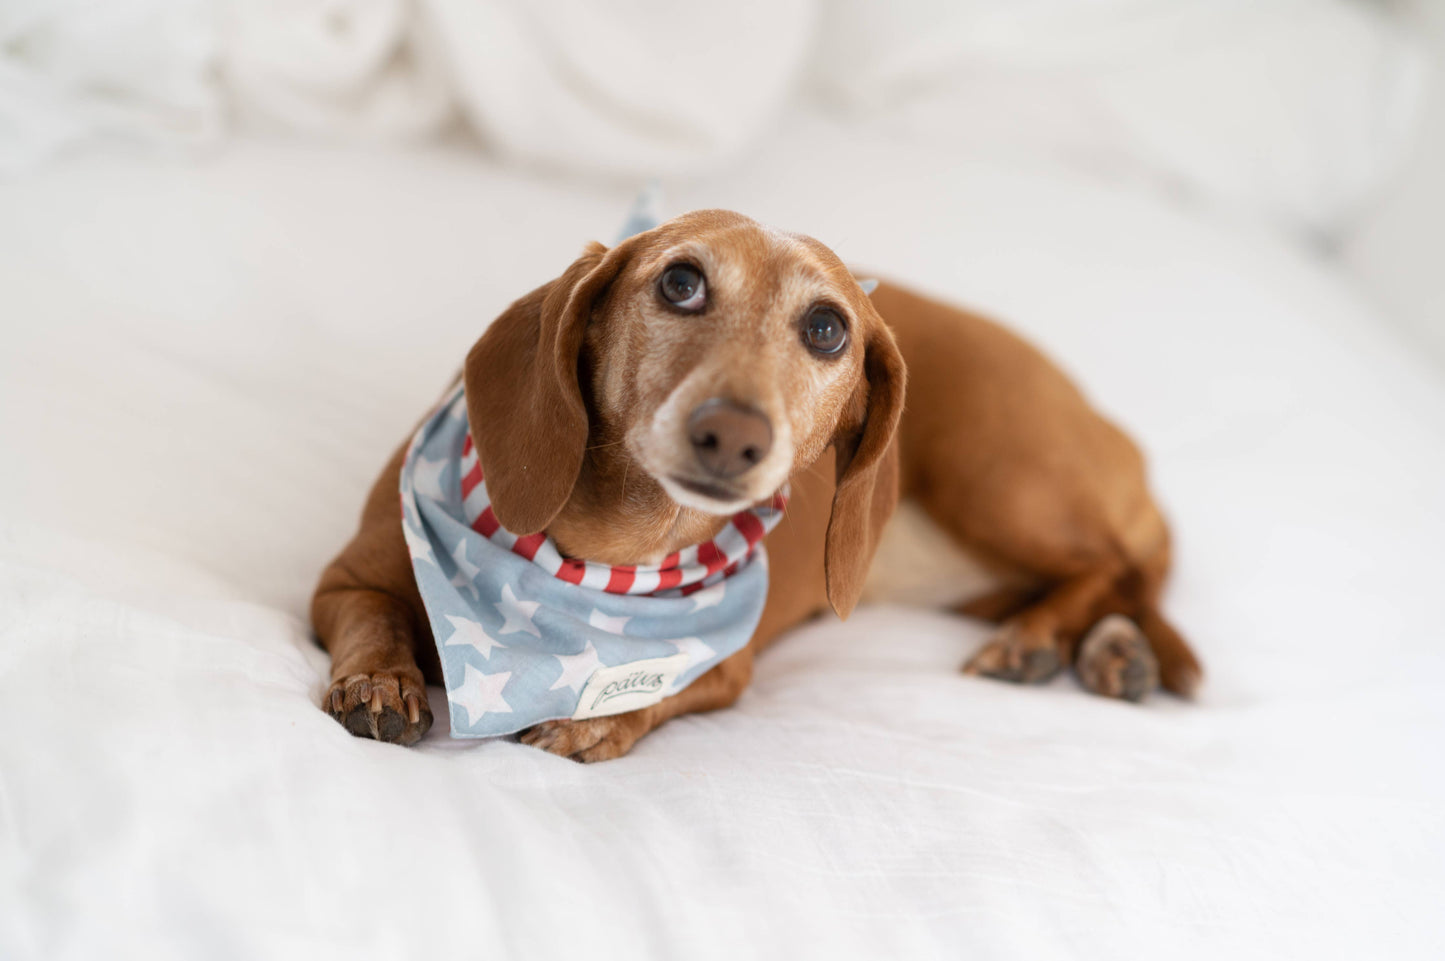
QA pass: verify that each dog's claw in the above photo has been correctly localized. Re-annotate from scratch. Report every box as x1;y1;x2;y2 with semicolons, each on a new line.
324;672;432;746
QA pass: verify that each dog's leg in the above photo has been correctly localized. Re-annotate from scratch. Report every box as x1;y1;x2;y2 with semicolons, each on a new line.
961;564;1189;701
906;458;1191;700
312;445;436;745
518;648;755;762
314;586;433;745
962;566;1124;685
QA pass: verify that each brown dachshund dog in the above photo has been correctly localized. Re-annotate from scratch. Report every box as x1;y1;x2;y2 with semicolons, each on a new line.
312;210;1201;760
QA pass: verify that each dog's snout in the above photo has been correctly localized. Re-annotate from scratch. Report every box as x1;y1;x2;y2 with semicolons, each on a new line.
687;399;773;479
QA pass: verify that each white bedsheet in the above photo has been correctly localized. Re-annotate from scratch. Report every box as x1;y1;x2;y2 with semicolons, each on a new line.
2;122;1443;960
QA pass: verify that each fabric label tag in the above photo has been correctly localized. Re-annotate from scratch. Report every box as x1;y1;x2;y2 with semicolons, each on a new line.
572;653;690;720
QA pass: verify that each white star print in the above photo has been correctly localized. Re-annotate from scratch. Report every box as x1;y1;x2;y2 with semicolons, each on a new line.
448;663;513;726
587;608;632;634
688;582;727;613
411;454;449;500
549;640;603;693
661;637;714;694
670;636;715;668
450;538;481;587
443;615;502;659
494;583;541;637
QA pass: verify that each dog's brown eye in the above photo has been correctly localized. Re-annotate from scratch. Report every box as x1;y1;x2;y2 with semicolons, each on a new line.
803;307;847;355
659;263;706;312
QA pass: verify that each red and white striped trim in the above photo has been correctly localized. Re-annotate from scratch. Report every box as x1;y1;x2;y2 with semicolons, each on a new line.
457;430;786;598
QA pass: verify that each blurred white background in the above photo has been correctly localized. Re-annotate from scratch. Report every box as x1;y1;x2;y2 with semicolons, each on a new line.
2;0;1440;357
1347;0;1445;364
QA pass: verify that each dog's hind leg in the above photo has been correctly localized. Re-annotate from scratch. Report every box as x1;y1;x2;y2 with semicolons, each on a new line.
905;460;1192;701
962;564;1128;686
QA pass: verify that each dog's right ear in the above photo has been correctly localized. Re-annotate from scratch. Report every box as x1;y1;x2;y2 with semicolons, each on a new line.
823;320;907;620
464;241;629;535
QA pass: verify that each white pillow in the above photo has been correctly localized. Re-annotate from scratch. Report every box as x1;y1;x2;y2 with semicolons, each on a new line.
221;0;453;141
808;0;1427;237
421;0;818;178
0;0;221;173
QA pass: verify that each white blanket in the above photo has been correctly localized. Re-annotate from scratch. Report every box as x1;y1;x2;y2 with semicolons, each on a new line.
2;0;1424;242
2;123;1444;959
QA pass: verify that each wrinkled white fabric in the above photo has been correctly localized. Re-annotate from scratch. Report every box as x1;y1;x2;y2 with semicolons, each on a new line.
1;126;1443;959
221;0;452;140
422;0;818;177
1;0;1427;237
0;0;221;172
810;0;1426;237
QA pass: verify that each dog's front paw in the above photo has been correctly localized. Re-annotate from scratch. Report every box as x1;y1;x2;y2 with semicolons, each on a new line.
519;711;655;762
325;671;433;746
1076;615;1158;702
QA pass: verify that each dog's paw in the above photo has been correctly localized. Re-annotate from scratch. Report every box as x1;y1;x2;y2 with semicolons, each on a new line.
963;622;1062;684
325;672;433;746
519;711;654;762
1076;615;1159;702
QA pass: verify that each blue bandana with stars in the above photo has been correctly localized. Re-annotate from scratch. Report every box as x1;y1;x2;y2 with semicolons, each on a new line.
401;387;783;739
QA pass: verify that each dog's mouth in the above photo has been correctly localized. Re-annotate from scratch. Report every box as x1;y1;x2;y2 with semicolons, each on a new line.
668;475;745;503
656;473;763;515
631;425;790;516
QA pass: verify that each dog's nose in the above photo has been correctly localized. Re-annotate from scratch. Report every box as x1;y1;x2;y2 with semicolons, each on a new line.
687;399;773;479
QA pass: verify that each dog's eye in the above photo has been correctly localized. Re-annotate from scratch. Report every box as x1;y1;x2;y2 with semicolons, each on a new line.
803;307;848;355
659;263;706;312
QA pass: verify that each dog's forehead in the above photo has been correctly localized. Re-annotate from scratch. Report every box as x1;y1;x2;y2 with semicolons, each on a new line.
639;217;845;300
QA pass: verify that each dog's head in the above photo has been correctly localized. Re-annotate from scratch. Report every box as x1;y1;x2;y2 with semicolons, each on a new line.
464;210;905;618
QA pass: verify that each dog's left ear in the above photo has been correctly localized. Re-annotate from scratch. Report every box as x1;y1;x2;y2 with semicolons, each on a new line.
464;240;632;535
825;320;907;619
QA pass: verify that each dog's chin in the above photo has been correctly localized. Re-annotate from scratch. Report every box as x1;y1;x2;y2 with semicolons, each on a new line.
657;474;762;516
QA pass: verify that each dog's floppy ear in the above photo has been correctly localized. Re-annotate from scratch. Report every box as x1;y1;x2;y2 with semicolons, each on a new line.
824;321;907;619
464;241;629;535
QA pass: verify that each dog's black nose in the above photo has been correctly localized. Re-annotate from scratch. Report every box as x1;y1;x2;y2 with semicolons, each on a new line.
687;399;773;479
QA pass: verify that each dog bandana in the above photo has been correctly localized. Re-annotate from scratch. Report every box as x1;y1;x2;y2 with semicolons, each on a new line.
400;384;786;738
